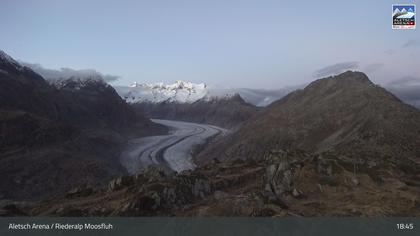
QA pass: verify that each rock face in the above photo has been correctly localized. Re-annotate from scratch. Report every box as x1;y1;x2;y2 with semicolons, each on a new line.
131;94;259;128
263;150;295;207
0;50;165;200
262;150;308;207
199;71;420;164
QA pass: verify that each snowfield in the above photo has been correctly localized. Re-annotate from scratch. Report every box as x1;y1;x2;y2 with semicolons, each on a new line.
120;119;227;173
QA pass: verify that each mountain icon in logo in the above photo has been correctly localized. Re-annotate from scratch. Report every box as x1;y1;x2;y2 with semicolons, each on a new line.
393;5;416;19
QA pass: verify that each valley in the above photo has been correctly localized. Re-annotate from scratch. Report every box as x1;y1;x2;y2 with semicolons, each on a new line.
1;50;419;217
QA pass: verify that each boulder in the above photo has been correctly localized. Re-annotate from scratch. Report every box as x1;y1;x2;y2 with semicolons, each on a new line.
108;176;134;191
65;186;93;199
317;155;333;176
262;150;302;208
142;165;175;182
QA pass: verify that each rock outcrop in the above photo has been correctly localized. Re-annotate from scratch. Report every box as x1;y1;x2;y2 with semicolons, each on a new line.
17;149;420;217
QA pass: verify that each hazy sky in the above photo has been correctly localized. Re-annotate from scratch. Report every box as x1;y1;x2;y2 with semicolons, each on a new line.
0;0;419;88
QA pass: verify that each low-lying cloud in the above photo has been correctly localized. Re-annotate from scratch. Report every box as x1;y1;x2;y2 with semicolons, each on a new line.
21;62;120;82
313;61;359;78
385;76;420;108
363;63;384;73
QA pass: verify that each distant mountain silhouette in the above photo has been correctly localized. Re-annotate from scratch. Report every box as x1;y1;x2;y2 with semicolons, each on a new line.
132;94;259;128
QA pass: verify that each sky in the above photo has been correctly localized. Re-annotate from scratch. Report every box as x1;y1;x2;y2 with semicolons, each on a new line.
0;0;419;89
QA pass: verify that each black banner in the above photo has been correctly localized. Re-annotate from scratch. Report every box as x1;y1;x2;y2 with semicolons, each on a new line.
0;217;419;236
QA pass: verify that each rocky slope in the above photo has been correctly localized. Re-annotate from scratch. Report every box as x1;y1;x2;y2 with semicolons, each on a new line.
0;50;165;200
198;71;420;165
131;94;259;128
5;150;419;217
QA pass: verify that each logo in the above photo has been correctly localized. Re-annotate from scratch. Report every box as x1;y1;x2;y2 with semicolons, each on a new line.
392;4;416;29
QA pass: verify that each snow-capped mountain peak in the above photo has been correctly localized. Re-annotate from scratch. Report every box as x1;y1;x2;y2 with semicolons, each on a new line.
117;81;209;103
132;80;206;91
114;81;302;107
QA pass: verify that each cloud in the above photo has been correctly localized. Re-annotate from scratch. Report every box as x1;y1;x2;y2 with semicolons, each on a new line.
363;63;384;73
21;62;120;83
385;76;420;108
313;61;359;78
384;49;396;55
387;76;420;87
402;40;420;48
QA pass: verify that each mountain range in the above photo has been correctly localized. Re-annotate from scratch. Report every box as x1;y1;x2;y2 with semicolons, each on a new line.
12;71;420;217
114;81;299;107
1;50;420;217
115;79;419;110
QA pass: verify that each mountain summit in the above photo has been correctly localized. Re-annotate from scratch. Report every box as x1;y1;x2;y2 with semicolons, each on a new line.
199;71;420;164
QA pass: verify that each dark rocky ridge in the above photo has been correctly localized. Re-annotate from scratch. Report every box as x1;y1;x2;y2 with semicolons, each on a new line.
131;94;259;128
0;50;166;200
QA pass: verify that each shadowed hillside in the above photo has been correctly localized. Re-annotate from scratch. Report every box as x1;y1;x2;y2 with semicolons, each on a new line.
0;50;166;200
